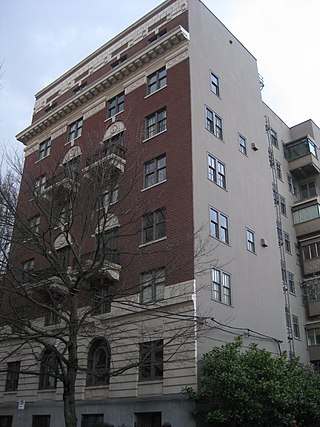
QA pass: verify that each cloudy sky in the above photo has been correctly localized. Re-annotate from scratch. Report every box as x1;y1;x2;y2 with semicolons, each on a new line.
1;0;319;157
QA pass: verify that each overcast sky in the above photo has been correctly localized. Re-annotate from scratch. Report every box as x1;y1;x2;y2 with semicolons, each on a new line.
1;0;319;157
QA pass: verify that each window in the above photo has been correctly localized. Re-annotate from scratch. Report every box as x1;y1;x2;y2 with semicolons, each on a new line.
58;204;72;227
96;185;119;209
207;154;226;189
287;272;295;294
307;328;320;346
34;175;46;196
302;241;320;260
21;259;35;282
38;350;58;390
56;246;70;267
135;412;162;427
98;228;119;263
140;268;165;304
45;305;61;326
86;338;110;386
209;207;229;244
142;208;166;244
139;340;163;381
32;416;50;427
300;181;317;199
5;361;20;391
295;243;301;265
28;215;40;234
39;138;51;160
275;161;282;180
210;72;220;96
238;134;247;155
148;29;167;43
292;315;300;339
64;157;80;180
0;416;13;427
107;92;124;117
205;107;223;140
212;268;231;305
270;128;278;148
91;286;112;315
246;228;255;253
144;155;166;188
81;414;104;427
145;108;166;139
67;117;83;142
147;67;167;94
111;54;127;68
284;232;291;254
279;195;287;216
287;174;297;195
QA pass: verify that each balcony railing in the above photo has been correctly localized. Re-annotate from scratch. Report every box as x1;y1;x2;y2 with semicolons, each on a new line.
302;278;320;317
284;137;320;179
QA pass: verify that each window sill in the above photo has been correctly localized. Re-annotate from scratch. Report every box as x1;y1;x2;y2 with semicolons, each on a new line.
3;390;18;395
138;379;163;384
141;180;166;192
35;154;50;164
85;384;110;390
211;298;233;308
139;236;167;248
66;135;81;146
210;236;230;247
104;110;124;123
143;129;167;143
144;85;167;99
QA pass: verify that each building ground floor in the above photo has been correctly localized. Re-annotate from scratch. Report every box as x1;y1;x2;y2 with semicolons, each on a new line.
0;394;195;427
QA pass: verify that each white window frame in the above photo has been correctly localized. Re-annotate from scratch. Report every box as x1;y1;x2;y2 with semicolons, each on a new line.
207;154;226;189
292;315;300;339
144;155;166;189
246;228;255;253
212;268;231;305
205;106;223;140
39;138;51;160
140;268;165;304
209;207;229;244
238;133;247;155
210;71;220;96
145;108;167;139
147;67;167;95
68;117;83;142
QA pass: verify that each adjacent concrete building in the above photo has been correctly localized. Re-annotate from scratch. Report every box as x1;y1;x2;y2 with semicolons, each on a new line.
1;1;319;426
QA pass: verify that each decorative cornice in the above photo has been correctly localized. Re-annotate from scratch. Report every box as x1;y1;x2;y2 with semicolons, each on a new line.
17;26;189;145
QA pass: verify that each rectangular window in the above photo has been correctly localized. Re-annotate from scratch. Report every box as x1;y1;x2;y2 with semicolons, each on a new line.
45;305;61;326
148;29;167;43
96;184;119;209
246;228;255;253
209;207;229;244
284;232;291;254
142;208;166;244
139;340;163;381
140;268;165;304
287;174;297;195
147;67;167;94
292;315;300;339
145;108;167;139
56;246;70;267
293;204;320;224
81;414;104;427
307;328;320;346
39;138;51;160
270;128;278;148
279;195;287;216
34;175;46;196
207;154;226;189
111;55;127;68
21;259;35;282
32;415;51;427
275;161;282;180
68;117;83;142
212;268;231;305
302;241;320;260
107;92;124;117
91;286;111;315
238;134;247;155
210;71;220;96
144;155;166;188
300;181;317;199
0;416;13;427
5;361;20;391
287;272;295;294
205;107;223;140
28;215;40;234
99;228;119;263
64;157;80;180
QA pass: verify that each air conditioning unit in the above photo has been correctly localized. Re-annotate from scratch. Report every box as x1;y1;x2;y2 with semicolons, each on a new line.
251;142;259;151
261;238;268;247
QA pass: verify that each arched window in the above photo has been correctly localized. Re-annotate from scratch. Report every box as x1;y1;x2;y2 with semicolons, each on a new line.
87;338;110;386
38;349;58;390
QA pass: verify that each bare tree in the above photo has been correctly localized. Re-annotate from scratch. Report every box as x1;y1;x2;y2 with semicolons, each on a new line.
0;126;206;427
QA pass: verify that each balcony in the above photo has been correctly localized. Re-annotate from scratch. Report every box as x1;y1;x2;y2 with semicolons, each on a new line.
302;277;320;317
292;198;320;237
284;137;320;180
306;324;320;363
84;143;126;175
76;250;121;282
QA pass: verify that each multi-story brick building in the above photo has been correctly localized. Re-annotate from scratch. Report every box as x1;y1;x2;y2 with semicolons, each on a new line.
0;1;319;426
